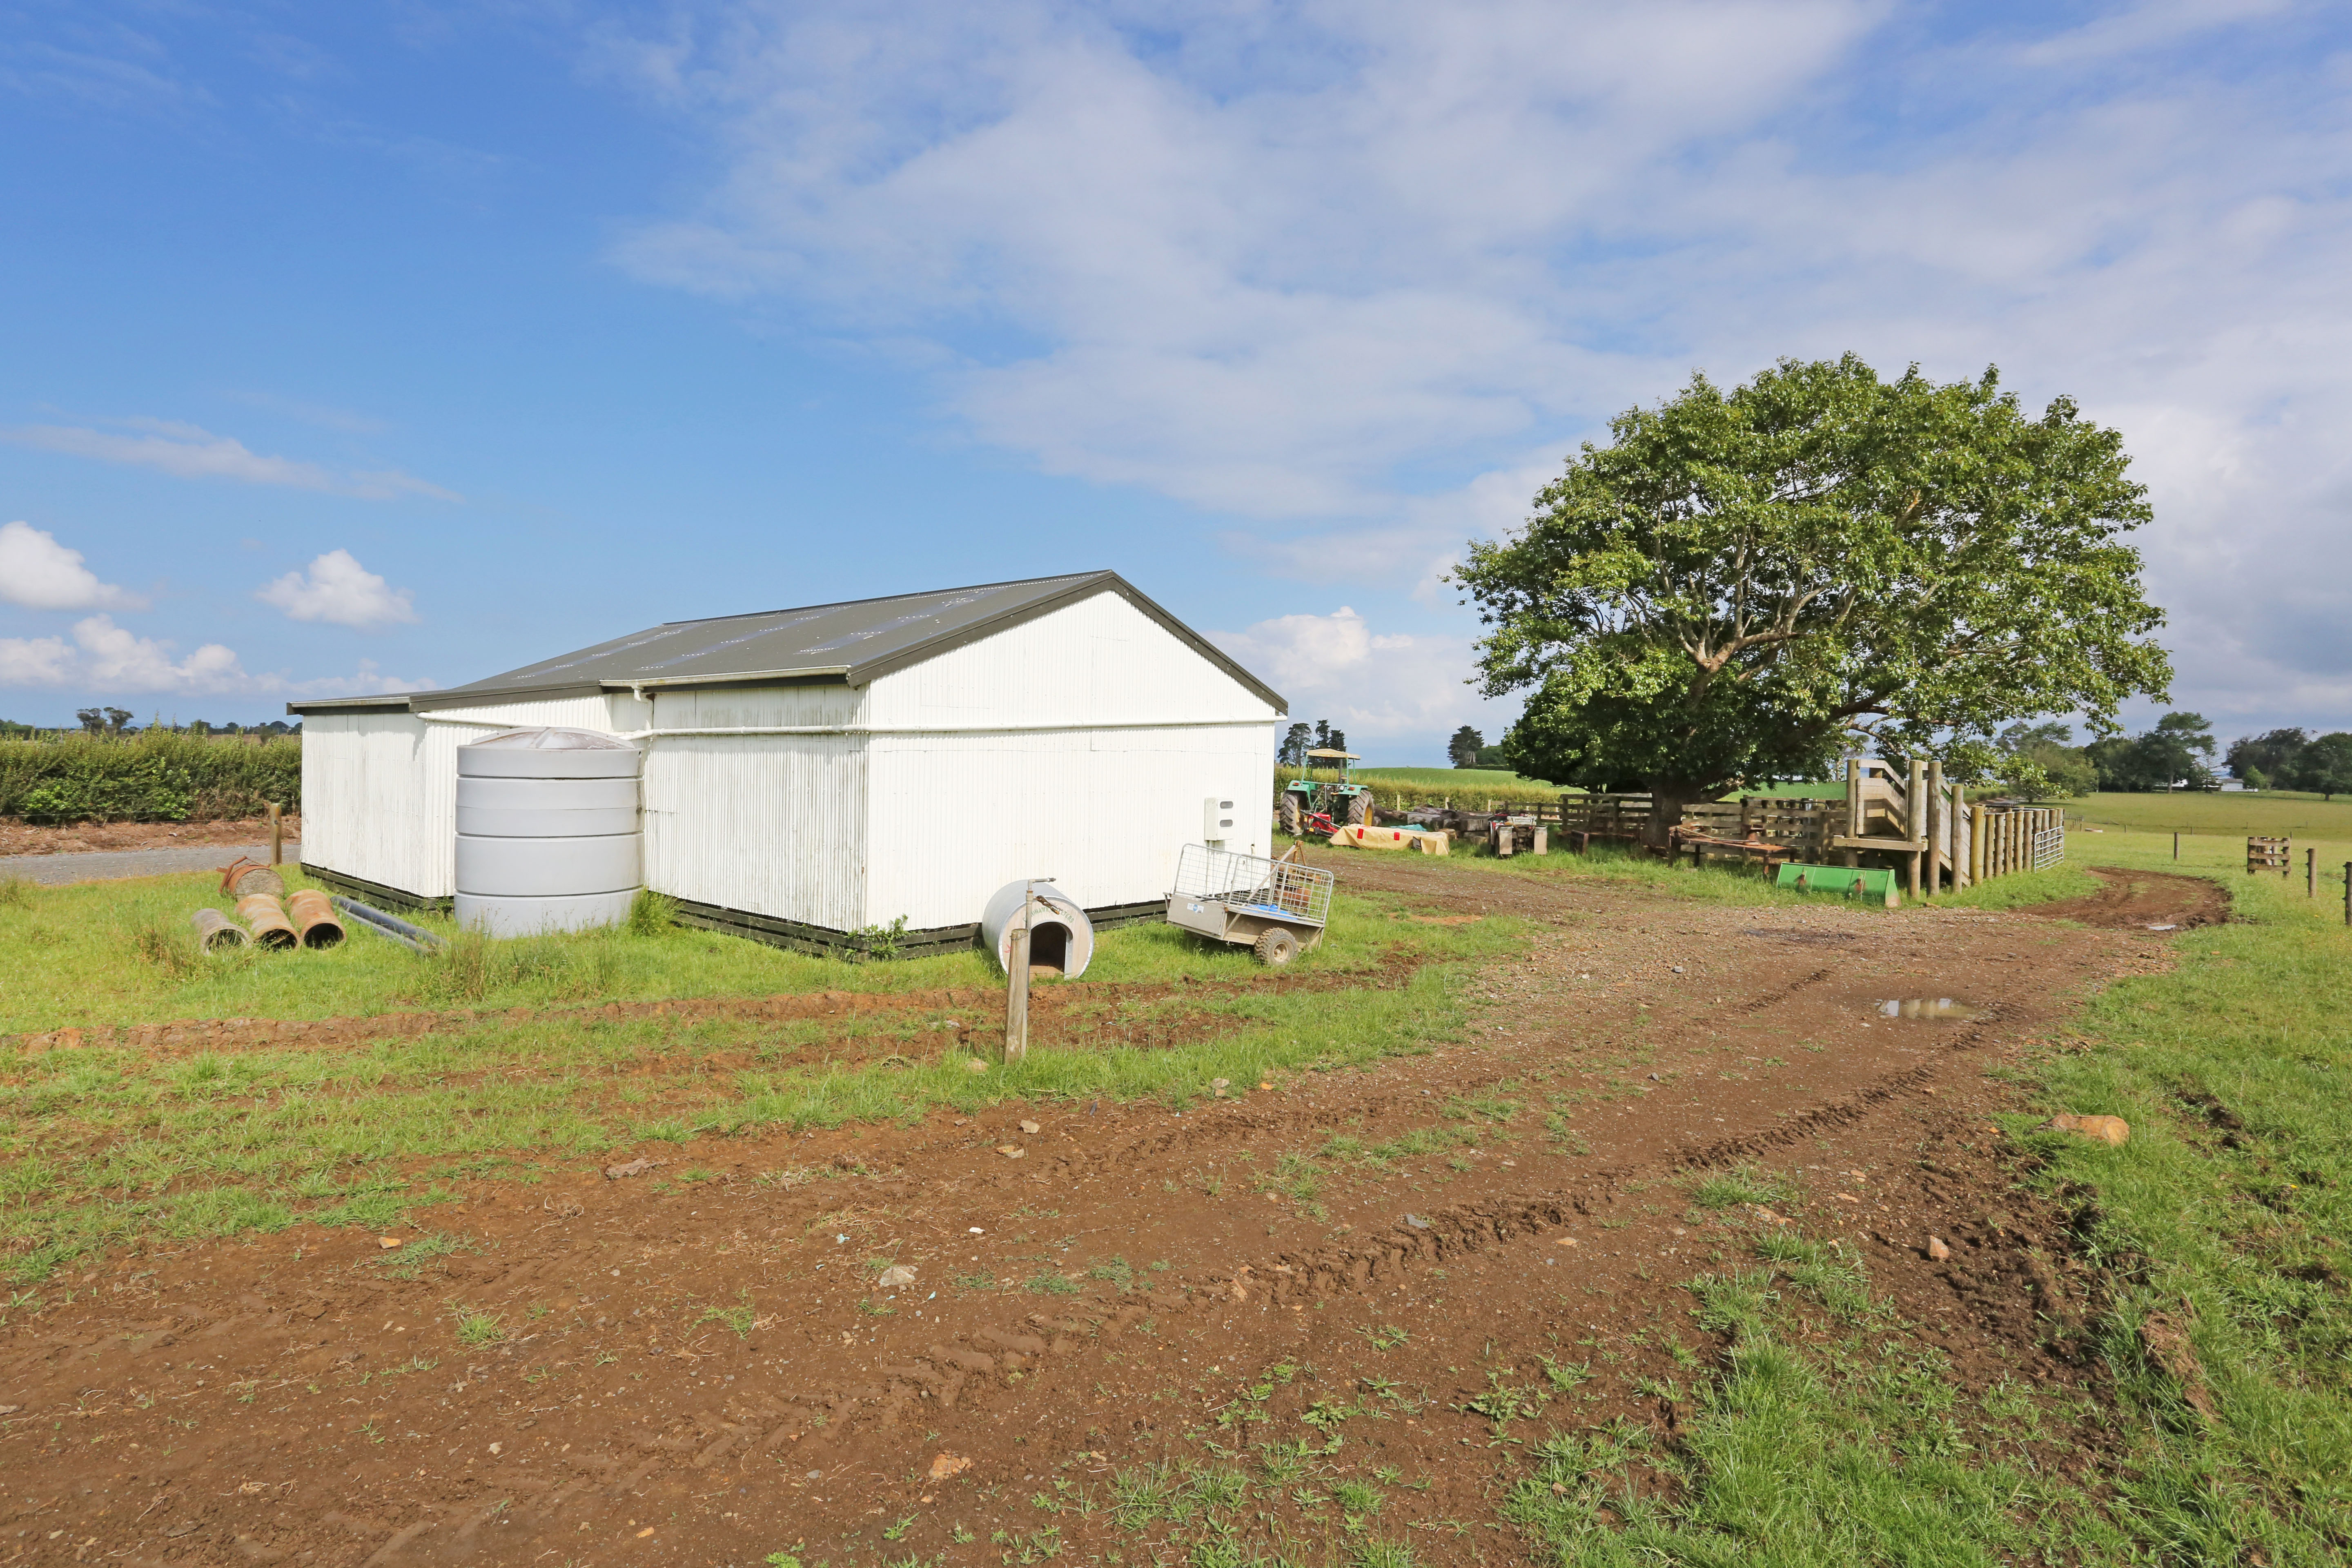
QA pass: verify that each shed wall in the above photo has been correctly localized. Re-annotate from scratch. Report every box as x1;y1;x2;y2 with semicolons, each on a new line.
637;686;869;932
865;726;1272;928
863;588;1278;927
862;589;1271;728
302;694;624;899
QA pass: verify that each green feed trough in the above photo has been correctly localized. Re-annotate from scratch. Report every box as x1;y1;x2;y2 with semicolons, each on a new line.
1775;862;1899;906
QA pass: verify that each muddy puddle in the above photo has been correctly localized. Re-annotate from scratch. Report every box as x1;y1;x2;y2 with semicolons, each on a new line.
1875;997;1978;1020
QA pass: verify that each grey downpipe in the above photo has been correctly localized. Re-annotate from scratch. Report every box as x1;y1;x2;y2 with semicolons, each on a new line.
332;895;446;952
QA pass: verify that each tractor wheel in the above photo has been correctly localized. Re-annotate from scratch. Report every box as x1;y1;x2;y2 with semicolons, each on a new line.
1253;927;1301;967
1278;795;1303;837
1345;792;1373;826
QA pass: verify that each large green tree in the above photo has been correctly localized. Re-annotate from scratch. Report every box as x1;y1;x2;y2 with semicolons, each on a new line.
2087;712;2216;792
2292;733;2352;800
1456;354;2171;842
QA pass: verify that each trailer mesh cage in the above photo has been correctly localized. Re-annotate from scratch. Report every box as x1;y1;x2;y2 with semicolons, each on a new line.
1172;844;1334;928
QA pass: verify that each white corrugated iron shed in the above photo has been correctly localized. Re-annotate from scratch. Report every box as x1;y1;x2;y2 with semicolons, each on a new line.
290;571;1285;953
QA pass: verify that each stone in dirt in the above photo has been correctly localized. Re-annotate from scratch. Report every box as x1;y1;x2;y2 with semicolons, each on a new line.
929;1453;972;1480
997;1145;1026;1159
377;1236;402;1250
1926;1236;1952;1260
2045;1113;2129;1145
603;1157;662;1179
1019;1120;1040;1134
877;1265;918;1289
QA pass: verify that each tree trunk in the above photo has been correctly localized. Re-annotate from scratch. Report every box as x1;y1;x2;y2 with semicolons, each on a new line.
1644;783;1713;849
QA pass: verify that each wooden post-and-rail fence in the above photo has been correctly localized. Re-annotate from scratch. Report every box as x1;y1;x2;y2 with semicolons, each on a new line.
1549;757;2063;901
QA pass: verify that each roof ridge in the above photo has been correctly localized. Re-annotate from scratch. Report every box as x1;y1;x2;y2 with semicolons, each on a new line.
655;570;1110;628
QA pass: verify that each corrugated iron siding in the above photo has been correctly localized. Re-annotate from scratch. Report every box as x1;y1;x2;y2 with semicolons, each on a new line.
864;590;1277;928
302;694;625;898
640;686;868;932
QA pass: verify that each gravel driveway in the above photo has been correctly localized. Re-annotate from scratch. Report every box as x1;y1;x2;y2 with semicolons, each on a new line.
0;845;303;886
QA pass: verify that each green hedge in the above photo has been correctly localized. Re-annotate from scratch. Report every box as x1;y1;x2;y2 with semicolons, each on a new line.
0;733;301;822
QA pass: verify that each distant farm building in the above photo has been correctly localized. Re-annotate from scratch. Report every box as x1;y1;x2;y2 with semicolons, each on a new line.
291;572;1285;953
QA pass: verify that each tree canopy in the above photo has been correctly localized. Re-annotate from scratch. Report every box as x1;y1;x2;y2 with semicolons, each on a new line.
1455;354;2172;836
2299;734;2352;800
2087;713;2216;792
1996;721;2099;799
2225;728;2309;786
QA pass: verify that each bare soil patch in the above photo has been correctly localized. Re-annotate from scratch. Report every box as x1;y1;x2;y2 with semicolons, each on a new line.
2018;865;2231;931
0;816;300;860
0;854;2184;1565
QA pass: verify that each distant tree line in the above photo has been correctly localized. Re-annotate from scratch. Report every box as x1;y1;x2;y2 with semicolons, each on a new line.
2221;727;2352;800
0;710;301;740
1446;726;1511;769
1990;715;2352;800
1278;719;1350;768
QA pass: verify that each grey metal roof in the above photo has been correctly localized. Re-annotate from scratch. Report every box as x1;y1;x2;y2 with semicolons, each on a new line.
290;570;1285;715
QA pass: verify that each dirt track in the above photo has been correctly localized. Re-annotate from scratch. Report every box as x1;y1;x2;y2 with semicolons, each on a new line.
0;818;300;862
0;862;2213;1566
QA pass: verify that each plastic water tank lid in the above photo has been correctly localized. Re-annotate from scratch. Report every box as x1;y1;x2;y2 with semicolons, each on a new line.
466;727;639;752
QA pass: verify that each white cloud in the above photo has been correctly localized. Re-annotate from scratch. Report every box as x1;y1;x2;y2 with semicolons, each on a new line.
255;549;420;630
1210;606;1517;749
0;615;252;695
603;1;2352;731
2;419;459;501
0;615;437;697
0;520;146;610
0;632;74;687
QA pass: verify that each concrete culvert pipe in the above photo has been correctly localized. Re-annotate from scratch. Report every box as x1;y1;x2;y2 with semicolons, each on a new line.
189;908;250;952
980;880;1094;979
236;892;298;950
286;888;345;949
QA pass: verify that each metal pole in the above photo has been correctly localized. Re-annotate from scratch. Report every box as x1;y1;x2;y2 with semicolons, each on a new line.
1004;881;1031;1063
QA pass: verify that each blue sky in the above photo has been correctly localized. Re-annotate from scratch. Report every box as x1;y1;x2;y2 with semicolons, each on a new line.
3;1;2347;762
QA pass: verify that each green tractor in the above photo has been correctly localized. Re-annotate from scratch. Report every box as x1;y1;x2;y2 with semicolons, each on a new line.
1278;747;1373;837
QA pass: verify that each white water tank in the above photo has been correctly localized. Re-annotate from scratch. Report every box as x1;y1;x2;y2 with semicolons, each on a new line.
454;727;642;936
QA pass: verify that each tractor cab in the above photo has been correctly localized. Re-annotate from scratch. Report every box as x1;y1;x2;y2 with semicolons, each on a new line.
1279;747;1373;837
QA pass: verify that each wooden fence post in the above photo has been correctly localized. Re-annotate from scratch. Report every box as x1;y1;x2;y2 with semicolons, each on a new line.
1004;887;1030;1064
268;801;283;866
1924;758;1943;897
2310;846;2318;897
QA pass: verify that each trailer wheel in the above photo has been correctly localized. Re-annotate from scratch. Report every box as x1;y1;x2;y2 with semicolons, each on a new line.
1253;927;1300;967
1278;795;1303;836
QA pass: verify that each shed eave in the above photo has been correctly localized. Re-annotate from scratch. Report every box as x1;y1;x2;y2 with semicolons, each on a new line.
285;693;419;717
604;667;853;692
408;682;608;713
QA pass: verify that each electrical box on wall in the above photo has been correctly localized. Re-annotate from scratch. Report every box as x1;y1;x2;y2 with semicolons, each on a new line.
1204;795;1236;840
